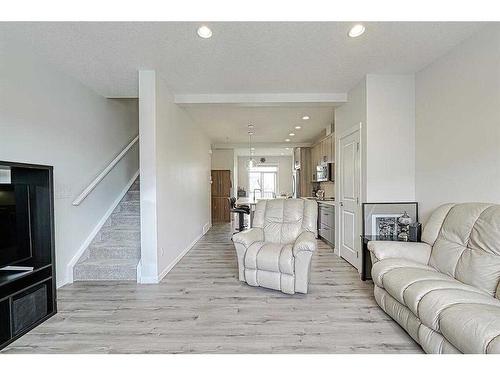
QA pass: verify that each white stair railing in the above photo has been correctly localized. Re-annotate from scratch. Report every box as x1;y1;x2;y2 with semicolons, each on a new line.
72;135;139;206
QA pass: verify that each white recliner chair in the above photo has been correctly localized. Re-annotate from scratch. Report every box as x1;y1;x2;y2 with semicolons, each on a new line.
368;203;500;354
232;199;318;294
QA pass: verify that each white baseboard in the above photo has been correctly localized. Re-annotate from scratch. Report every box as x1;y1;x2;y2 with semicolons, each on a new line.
157;227;207;282
139;275;159;284
203;222;212;234
63;170;140;286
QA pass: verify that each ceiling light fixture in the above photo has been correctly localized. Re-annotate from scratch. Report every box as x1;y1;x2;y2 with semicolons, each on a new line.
295;126;302;130
197;25;213;39
285;148;290;150
248;124;254;129
289;133;295;136
247;131;256;170
285;139;290;142
302;115;310;120
348;24;366;38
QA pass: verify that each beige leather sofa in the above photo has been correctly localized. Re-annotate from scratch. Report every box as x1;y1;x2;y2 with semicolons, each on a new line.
368;203;500;354
232;199;318;294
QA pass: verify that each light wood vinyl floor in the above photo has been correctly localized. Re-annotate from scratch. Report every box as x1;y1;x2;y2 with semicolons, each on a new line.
2;223;422;353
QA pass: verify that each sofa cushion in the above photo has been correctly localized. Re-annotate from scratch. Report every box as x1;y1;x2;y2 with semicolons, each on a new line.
456;205;500;296
428;203;500;296
418;324;461;354
421;203;455;246
439;303;500;353
403;279;489;317
383;268;456;307
244;242;294;275
252;199;318;244
417;289;500;331
371;258;437;289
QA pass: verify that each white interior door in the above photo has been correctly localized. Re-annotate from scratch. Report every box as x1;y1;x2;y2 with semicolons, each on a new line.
339;128;361;270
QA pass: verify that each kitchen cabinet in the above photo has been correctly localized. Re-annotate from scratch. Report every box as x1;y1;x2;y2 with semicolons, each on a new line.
298;148;312;197
318;202;335;246
310;133;335;179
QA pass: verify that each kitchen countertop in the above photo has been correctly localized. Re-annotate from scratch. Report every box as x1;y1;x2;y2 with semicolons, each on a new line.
302;197;336;207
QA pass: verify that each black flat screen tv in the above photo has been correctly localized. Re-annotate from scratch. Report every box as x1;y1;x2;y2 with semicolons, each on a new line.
0;184;32;268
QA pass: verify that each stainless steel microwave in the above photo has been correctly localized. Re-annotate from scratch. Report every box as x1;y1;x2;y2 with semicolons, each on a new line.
313;163;333;182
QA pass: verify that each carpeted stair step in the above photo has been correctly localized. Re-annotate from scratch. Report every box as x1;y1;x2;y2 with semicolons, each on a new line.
74;258;139;281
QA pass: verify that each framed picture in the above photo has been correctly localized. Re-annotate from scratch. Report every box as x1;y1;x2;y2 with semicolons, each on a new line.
371;214;402;236
362;202;418;238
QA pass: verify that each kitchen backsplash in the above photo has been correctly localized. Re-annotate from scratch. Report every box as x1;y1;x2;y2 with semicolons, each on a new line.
319;181;335;197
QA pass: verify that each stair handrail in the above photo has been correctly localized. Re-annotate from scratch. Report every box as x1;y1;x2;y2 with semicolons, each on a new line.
72;135;139;206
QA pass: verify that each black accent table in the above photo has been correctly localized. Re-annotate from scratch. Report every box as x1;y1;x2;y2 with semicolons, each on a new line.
360;235;417;281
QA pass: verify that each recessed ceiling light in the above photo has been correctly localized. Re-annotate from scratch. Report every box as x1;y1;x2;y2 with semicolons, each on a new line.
285;147;290;150
348;24;365;38
281;153;285;156
248;124;254;129
285;138;290;142
302;115;310;120
248;131;254;135
295;126;302;130
289;133;295;136
251;147;255;150
197;25;213;39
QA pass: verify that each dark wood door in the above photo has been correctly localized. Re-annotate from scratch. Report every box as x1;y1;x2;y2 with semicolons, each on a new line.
211;170;231;222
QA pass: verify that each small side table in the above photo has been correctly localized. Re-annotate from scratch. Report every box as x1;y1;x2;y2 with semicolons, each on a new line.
360;235;417;281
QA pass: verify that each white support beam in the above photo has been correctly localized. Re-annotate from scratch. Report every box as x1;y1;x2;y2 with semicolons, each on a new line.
175;93;347;105
212;142;312;149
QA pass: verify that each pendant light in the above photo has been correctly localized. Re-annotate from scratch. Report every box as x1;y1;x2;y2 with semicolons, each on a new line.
246;126;256;170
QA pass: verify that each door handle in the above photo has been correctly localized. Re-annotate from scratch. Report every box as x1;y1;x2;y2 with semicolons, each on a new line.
340;202;344;207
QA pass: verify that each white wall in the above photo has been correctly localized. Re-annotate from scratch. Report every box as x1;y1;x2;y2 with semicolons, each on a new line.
237;156;293;197
138;71;159;282
366;74;415;202
334;75;415;260
415;25;500;222
335;75;415;204
139;71;212;283
0;46;139;287
335;79;367;199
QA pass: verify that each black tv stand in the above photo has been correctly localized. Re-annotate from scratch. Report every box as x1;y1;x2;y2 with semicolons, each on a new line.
0;161;56;351
0;266;35;272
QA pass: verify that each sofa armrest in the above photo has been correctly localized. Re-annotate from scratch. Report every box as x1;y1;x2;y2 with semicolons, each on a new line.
367;241;432;265
232;228;264;248
293;231;317;256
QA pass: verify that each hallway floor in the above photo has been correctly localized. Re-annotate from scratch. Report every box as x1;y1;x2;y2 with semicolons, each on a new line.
2;224;421;353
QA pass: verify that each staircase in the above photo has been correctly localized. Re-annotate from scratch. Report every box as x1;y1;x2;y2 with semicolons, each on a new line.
74;178;141;281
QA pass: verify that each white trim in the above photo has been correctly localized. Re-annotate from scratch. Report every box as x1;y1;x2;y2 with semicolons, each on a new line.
338;122;362;139
203;222;212;234
174;93;347;105
336;123;363;270
64;169;140;285
139;273;159;284
72;135;139;205
213;142;312;149
157;228;206;282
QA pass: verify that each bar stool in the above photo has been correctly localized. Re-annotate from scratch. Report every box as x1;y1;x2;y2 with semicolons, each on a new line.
228;197;250;233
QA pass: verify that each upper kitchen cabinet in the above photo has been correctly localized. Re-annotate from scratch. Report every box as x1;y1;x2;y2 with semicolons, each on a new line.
311;133;335;165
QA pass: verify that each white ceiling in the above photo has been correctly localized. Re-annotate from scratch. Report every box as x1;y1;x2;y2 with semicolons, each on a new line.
185;104;334;143
0;22;485;97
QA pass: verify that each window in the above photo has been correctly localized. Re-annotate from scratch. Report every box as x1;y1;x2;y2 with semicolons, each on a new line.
248;165;278;199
